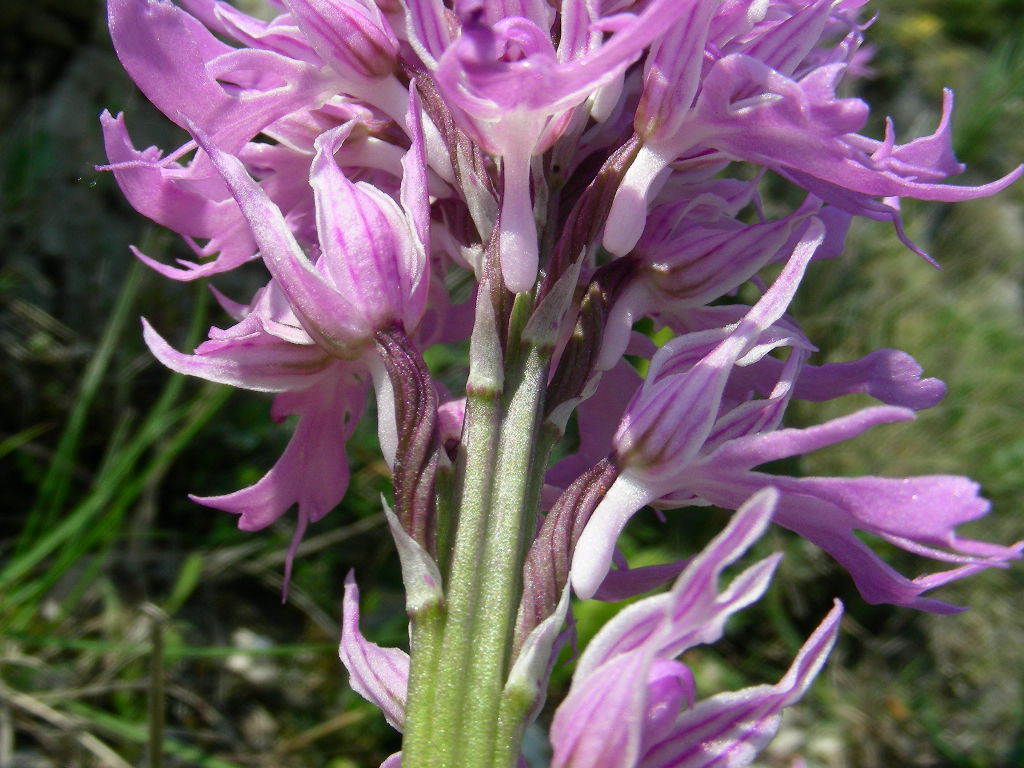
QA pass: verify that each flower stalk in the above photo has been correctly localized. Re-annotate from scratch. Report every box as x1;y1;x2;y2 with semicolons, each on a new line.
412;281;555;767
399;600;445;765
460;341;551;766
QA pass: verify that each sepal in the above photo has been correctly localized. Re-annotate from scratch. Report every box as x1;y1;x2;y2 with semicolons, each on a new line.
283;0;399;79
109;0;335;152
141;317;332;392
193;122;371;356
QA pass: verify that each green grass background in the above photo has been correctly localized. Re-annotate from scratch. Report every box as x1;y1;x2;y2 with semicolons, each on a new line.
1;1;1022;766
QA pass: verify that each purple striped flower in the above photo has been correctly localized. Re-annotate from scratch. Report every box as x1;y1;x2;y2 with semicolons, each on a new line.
552;490;843;768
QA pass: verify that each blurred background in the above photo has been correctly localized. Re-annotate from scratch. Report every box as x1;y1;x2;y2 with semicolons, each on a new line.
1;1;1022;766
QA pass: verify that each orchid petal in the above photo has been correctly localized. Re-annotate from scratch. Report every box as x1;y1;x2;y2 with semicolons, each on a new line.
638;602;843;768
708;405;916;468
570;472;659;600
109;0;335;152
340;572;410;731
191;371;364;533
192;123;371;355
142;318;332;392
551;650;653;768
283;0;399;79
577;488;780;670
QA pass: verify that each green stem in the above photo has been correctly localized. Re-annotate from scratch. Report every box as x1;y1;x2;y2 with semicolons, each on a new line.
493;682;537;768
407;285;505;767
457;344;549;767
424;387;501;766
402;281;552;767
400;603;445;763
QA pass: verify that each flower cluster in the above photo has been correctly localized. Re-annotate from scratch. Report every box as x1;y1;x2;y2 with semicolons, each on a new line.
105;0;1021;766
